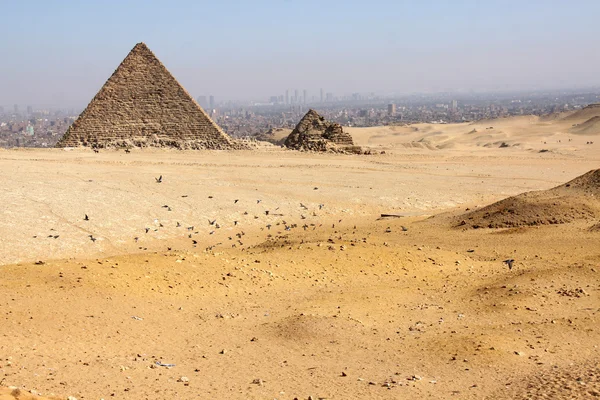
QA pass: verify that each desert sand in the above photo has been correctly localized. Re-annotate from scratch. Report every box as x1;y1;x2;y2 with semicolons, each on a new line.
0;113;599;399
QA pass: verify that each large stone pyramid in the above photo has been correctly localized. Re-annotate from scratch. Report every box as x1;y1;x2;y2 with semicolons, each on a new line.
284;109;356;152
57;42;240;149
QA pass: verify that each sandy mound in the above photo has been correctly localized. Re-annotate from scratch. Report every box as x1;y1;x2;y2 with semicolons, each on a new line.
456;169;600;229
569;116;600;135
253;128;292;146
0;387;61;400
562;103;600;122
260;314;365;344
489;361;600;399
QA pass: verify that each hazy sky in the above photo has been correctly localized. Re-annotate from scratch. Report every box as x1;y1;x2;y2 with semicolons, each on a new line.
1;0;600;107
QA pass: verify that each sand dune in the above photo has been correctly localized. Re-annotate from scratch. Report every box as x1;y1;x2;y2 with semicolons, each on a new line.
570;116;600;135
561;103;600;122
456;169;600;229
346;112;599;153
253;128;292;146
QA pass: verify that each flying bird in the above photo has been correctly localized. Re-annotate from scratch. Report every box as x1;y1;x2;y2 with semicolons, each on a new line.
209;219;216;226
503;259;515;270
89;235;97;242
84;214;89;221
234;199;239;204
155;175;162;183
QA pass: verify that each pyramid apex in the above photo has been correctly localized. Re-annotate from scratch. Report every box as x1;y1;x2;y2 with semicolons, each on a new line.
131;42;151;52
302;109;323;119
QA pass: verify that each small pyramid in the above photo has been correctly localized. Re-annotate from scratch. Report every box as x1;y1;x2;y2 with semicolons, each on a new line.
284;109;355;152
57;43;239;149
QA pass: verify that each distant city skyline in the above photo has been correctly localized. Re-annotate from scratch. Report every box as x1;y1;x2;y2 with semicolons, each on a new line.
4;83;600;113
1;1;600;107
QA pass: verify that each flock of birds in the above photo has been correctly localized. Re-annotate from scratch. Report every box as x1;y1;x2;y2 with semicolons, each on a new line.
73;174;337;256
39;171;516;272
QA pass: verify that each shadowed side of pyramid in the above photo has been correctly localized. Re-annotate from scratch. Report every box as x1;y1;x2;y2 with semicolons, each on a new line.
57;43;242;150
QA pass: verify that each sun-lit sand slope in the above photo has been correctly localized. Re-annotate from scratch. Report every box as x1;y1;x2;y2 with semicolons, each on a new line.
346;104;600;152
0;119;599;399
2;143;597;266
456;169;600;229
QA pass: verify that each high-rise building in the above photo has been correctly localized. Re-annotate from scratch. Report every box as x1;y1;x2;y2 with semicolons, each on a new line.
388;103;396;116
285;90;289;105
209;95;215;109
197;95;208;109
326;92;333;102
320;88;323;103
27;105;33;115
294;89;299;104
303;89;307;104
0;106;4;114
14;104;18;114
451;99;458;112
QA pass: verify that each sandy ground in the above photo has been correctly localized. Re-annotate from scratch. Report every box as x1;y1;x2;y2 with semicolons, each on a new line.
0;114;599;399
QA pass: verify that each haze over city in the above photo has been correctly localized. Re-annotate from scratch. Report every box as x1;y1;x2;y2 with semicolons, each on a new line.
2;0;600;108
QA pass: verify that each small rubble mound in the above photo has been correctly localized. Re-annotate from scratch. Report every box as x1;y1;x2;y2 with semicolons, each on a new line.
456;169;600;229
589;222;600;232
85;136;247;150
284;109;360;153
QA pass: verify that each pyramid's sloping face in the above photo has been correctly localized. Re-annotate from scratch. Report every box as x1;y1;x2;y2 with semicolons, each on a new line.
57;43;235;149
